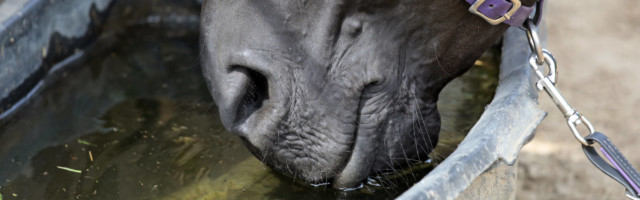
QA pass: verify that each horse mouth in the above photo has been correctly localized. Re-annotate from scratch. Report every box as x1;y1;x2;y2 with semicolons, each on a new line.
332;83;382;188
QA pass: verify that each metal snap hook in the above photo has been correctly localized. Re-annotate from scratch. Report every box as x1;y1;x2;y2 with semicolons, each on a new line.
529;50;558;90
526;46;593;146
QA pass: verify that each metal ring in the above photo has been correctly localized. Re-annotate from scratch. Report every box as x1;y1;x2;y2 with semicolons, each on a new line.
624;190;640;200
525;19;545;64
567;113;596;146
626;190;640;200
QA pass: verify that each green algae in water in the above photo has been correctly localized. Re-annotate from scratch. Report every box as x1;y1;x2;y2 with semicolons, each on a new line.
0;1;498;199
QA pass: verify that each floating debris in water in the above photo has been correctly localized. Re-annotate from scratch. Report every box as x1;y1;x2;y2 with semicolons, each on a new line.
171;125;188;132
89;151;94;162
77;139;96;146
56;166;82;174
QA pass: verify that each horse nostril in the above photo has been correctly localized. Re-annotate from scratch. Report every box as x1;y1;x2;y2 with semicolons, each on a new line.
233;65;269;124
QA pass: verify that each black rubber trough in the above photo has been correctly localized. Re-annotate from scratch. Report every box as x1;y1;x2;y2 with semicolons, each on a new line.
0;0;546;199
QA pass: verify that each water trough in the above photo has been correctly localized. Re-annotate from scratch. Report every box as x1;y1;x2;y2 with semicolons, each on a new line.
0;0;546;199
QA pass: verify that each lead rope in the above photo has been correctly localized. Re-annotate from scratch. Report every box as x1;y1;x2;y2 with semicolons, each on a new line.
522;19;640;200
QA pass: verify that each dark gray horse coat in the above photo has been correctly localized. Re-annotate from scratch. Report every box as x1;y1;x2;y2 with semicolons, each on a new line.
200;0;537;188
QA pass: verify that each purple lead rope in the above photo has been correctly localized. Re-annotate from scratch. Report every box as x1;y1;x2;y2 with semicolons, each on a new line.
601;147;640;195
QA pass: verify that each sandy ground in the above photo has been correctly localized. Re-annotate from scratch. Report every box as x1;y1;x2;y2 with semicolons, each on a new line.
516;0;640;199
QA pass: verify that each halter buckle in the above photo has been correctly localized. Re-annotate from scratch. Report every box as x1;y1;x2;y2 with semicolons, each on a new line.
469;0;522;25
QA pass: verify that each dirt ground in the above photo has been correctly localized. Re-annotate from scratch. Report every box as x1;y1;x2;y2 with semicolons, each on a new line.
516;0;640;199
